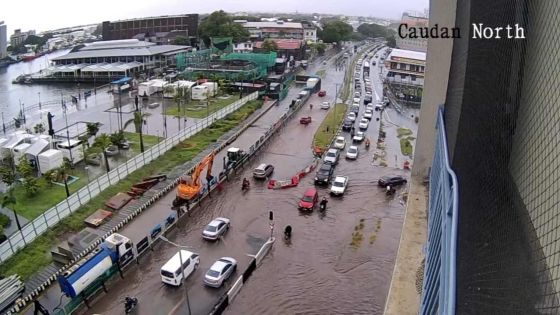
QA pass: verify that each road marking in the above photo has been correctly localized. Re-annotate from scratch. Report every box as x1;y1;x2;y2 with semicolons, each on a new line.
168;295;186;315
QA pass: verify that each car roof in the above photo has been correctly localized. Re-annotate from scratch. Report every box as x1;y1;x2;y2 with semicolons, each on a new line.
334;176;346;182
336;136;345;140
349;145;358;150
210;259;229;272
304;187;317;195
162;250;196;271
320;163;334;170
209;218;227;227
327;148;338;153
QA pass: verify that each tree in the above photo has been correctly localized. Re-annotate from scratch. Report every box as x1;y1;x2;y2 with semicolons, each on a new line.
1;194;22;232
124;112;151;134
33;123;45;134
0;166;15;188
86;122;100;138
357;23;389;38
56;159;72;197
318;20;353;44
261;39;278;52
198;10;250;47
93;134;112;173
43;169;57;187
386;35;397;48
173;36;190;46
22;176;39;196
16;157;33;178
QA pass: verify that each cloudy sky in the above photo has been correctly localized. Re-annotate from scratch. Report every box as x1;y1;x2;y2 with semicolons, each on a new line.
2;0;428;34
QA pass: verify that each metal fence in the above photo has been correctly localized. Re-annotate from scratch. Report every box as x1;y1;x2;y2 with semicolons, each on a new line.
419;107;458;315
0;92;259;264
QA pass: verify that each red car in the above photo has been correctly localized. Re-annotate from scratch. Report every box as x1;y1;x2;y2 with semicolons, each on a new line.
318;90;326;97
298;187;318;211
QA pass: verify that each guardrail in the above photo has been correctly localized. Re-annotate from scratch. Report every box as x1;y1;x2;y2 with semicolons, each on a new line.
419;107;458;315
0;92;259;264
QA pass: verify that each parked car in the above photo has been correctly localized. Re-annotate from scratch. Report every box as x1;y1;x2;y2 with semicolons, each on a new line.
298;187;319;211
253;163;274;179
321;101;330;110
346;146;359;160
333;136;346;149
204;257;237;288
202;217;231;240
342;119;353;131
315;163;335;185
347;112;357;122
377;175;408;187
318;90;327;97
358;118;369;130
323;148;340;164
363;110;373;120
330;176;349;196
353;131;365;143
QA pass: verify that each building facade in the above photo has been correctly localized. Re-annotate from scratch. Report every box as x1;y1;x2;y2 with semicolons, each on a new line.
0;21;7;58
302;21;317;43
384;48;426;103
238;21;305;41
101;15;199;45
413;0;560;314
396;12;429;52
10;29;34;47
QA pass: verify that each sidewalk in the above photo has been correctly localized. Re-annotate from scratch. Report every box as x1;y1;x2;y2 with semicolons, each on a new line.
384;175;428;315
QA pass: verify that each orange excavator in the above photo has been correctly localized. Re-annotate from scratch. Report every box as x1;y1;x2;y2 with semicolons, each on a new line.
173;153;215;207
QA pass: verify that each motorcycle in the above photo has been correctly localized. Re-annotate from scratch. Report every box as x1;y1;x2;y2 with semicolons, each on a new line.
242;182;250;191
124;296;138;314
319;200;327;211
365;140;370;149
386;187;396;196
284;226;292;240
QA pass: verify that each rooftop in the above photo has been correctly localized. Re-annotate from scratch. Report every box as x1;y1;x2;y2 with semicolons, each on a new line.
105;14;198;24
387;49;426;61
240;21;303;29
52;40;190;61
255;39;302;50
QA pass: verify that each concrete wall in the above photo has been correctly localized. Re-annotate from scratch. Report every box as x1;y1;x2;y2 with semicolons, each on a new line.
411;0;457;178
0;22;7;59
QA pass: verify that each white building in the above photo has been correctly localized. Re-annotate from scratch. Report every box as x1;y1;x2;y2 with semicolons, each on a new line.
0;21;7;58
233;41;253;53
302;21;317;43
384;48;426;87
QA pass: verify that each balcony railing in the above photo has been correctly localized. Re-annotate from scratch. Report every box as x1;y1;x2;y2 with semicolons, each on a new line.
420;107;458;315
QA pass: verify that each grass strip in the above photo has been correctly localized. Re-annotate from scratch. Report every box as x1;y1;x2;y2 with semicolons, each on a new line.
397;127;413;137
165;95;237;118
313;103;348;149
400;137;414;156
0;100;263;280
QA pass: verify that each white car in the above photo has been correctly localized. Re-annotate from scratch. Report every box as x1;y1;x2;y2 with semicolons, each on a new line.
363;110;373;120
330;176;349;196
358;118;369;130
353;131;365;142
204;257;237;288
321;101;330;110
202;217;231;240
375;102;384;111
346;146;359;160
333;136;346;149
354;92;361;98
347;112;357;122
353;97;361;104
366;104;374;112
323;148;340;164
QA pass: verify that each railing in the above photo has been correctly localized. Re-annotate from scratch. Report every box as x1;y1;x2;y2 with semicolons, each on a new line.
0;92;259;264
419;107;458;315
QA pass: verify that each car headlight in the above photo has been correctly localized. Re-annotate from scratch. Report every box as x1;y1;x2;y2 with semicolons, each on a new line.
315;177;318;180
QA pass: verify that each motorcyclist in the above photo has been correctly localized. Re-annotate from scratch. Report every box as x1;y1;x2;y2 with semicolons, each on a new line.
242;177;250;190
310;103;313;110
386;185;395;195
124;296;137;312
320;197;328;210
284;225;292;239
365;138;371;147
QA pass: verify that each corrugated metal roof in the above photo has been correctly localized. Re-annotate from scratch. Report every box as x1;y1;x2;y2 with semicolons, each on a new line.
387;48;426;61
242;21;303;29
26;139;50;157
81;62;143;72
255;39;302;50
52;45;190;61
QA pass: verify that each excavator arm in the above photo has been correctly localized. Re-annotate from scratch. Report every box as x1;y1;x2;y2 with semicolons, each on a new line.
177;153;215;201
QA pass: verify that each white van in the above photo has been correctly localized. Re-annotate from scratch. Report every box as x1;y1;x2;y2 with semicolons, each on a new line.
160;250;200;286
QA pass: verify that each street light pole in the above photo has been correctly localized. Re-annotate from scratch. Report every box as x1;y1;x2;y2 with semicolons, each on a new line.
160;236;192;315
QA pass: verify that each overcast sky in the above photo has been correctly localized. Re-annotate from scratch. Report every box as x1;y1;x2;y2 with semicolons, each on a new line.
2;0;428;35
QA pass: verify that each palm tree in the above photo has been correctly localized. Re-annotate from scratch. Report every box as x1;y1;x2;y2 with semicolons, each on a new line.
93;134;113;173
123;112;150;153
1;194;22;234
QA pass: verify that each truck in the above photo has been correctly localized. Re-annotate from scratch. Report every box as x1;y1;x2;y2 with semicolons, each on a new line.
57;233;134;298
305;77;322;94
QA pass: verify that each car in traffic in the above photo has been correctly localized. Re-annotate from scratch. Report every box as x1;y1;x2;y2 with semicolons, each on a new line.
366;104;374;112
378;175;408;187
364;95;373;104
353;131;365;143
204;257;237;288
342;119;354;131
333;136;346;149
323;148;340;164
383;96;389;104
358;118;369;130
346;145;359;160
375;102;384;111
315;163;335;185
350;104;360;114
353;97;361;104
321;101;330;110
354;91;361;98
363;109;373;120
347;112;357;122
318;90;327;97
202;217;231;241
253;163;274;179
330;176;349;196
161;250;200;286
298;187;319;210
